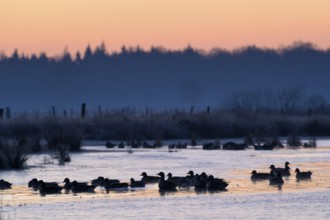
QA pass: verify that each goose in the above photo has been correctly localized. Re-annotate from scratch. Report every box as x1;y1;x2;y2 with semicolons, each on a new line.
130;178;146;188
203;142;220;150
167;173;191;188
38;180;62;195
63;178;88;190
157;172;177;190
33;180;59;191
166;173;186;183
201;172;213;182
71;181;96;193
118;142;125;148
91;176;105;186
102;178;120;187
251;170;270;180
295;168;312;179
105;141;116;148
269;162;291;176
104;182;129;192
222;142;246;150
207;175;228;191
269;172;284;185
186;170;195;179
140;172;160;183
28;178;38;188
193;174;207;190
0;179;12;190
187;171;197;185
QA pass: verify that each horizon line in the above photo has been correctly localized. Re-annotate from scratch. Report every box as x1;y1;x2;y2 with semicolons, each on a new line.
1;41;329;58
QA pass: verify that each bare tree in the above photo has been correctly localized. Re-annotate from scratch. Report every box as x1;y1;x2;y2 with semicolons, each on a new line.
277;87;304;113
222;88;278;112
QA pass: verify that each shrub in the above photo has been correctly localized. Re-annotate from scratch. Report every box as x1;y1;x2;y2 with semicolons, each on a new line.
42;118;82;165
0;139;31;169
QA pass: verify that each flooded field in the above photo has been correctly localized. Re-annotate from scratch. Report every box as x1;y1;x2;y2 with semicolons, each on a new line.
1;140;330;219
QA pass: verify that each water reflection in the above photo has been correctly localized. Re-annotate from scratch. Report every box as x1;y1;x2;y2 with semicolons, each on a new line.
207;189;228;194
269;183;283;191
296;179;312;183
106;188;129;194
194;188;207;195
158;189;177;196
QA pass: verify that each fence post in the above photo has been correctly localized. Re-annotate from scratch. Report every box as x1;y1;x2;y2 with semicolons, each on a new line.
190;106;194;114
206;106;210;114
6;107;11;119
98;106;102;116
51;106;56;117
81;103;86;118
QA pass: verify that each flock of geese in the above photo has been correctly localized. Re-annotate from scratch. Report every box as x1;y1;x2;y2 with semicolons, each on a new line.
0;162;313;195
0;171;228;195
251;161;313;185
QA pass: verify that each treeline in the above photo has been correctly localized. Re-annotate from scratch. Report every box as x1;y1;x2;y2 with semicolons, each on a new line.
1;42;330;110
1;41;329;64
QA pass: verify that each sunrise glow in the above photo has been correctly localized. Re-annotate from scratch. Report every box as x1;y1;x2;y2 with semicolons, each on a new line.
1;0;330;56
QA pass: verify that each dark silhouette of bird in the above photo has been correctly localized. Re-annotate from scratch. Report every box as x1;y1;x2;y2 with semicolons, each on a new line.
91;176;105;186
28;178;38;188
104;182;129;192
269;162;291;176
207;175;228;191
38;180;62;195
102;178;121;187
167;173;191;188
157;172;177;190
269;172;284;185
140;172;160;183
63;178;88;190
295;168;312;180
250;170;270;180
0;179;12;190
186;170;195;179
70;181;96;193
193;174;207;190
130;178;146;188
32;180;59;191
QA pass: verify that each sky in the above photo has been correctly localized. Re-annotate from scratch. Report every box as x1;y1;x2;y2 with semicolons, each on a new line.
1;0;330;56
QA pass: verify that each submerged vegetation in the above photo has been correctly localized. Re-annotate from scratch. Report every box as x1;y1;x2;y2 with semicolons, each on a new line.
1;104;330;142
1;86;330;169
0;106;328;169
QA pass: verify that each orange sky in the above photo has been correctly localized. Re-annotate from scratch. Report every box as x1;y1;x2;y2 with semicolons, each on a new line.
1;0;330;56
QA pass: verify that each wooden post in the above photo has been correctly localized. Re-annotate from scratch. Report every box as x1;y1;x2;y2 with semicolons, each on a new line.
98;106;102;116
308;108;312;119
81;103;86;118
6;107;11;119
190;106;194;114
206;106;210;114
51;106;56;117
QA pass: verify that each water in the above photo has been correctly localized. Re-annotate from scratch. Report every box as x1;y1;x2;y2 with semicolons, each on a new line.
1;141;330;219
